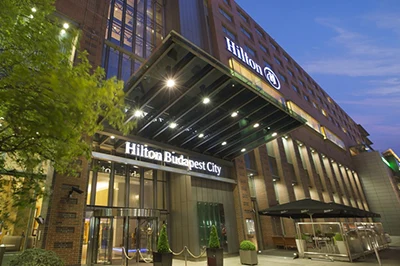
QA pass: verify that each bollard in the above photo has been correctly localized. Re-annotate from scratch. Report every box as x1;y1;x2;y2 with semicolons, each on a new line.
0;244;6;266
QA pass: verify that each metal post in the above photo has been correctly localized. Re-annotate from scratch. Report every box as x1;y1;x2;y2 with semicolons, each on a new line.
185;246;188;266
373;242;382;266
0;245;6;266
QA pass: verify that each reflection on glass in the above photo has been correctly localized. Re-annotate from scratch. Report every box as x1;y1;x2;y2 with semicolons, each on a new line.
95;172;110;206
129;167;140;207
87;171;93;205
143;169;153;208
113;172;126;207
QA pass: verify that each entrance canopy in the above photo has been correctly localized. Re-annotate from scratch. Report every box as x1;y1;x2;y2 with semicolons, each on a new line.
95;31;305;161
259;198;380;219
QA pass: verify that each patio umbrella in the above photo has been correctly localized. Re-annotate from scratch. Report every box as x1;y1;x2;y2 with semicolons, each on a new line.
258;198;380;219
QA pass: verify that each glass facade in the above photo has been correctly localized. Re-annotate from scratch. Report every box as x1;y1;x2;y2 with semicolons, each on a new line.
103;0;164;82
87;160;167;209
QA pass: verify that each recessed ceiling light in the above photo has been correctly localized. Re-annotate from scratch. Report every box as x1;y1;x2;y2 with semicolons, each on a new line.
110;135;115;139
253;123;259;128
203;97;210;104
31;7;37;12
198;133;204;138
241;148;246;152
222;141;227;146
169;122;177;129
134;109;143;117
231;111;238;117
271;132;277;137
166;79;175;88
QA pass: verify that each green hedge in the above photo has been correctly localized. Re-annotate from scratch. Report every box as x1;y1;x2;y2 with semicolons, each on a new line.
240;240;256;250
9;248;65;266
208;225;220;248
157;224;171;253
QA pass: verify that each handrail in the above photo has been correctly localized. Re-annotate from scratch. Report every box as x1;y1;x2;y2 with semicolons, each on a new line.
122;245;208;265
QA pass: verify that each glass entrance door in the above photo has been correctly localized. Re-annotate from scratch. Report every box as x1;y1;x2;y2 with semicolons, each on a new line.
87;216;157;265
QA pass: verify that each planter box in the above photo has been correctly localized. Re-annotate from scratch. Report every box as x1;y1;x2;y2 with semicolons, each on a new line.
153;252;173;266
336;241;347;255
239;250;258;265
295;239;306;257
207;248;223;266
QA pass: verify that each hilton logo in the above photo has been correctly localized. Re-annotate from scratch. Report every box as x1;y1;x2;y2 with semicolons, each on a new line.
225;37;280;90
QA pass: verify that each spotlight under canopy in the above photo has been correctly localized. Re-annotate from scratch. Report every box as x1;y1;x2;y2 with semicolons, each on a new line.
166;79;175;88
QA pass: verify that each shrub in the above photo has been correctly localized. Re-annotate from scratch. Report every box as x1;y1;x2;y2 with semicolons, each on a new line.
208;225;220;249
240;240;256;251
295;233;308;240
334;233;343;242
157;224;171;253
9;248;64;266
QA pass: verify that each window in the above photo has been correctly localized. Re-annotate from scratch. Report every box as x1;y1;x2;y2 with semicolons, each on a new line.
270;42;277;50
317;96;322;102
304;95;309;102
244;44;256;57
292;84;299;93
241;26;252;40
223;0;230;6
264;60;272;68
283;54;289;62
327;97;332;103
260;44;268;54
312;101;317;108
299;80;304;87
295;66;300;72
255;27;264;39
279;73;286;82
307;88;314;95
238;10;248;23
222;25;236;41
219;8;232;22
287;69;293;77
321;109;327;116
274;57;281;66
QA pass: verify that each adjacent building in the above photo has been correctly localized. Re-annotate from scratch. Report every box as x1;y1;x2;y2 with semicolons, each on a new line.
2;1;397;266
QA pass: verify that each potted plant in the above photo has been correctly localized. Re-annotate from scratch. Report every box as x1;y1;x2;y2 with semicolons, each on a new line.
333;233;347;255
9;248;65;266
206;225;223;266
295;234;307;257
153;224;173;266
239;240;258;265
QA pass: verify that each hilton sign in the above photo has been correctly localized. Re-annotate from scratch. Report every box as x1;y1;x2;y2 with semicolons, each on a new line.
225;36;280;90
125;142;222;176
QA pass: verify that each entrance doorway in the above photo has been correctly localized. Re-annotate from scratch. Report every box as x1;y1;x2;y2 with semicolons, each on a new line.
83;208;160;266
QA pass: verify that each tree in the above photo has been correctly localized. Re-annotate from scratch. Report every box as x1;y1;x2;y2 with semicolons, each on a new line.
0;0;134;225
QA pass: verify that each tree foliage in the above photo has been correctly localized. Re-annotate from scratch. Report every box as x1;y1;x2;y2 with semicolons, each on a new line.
208;225;221;249
157;224;171;253
0;0;134;224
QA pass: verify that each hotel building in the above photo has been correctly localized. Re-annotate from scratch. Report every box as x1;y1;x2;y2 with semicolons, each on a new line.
1;0;396;265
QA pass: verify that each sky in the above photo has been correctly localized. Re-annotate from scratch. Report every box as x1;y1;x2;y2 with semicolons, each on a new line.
235;0;400;155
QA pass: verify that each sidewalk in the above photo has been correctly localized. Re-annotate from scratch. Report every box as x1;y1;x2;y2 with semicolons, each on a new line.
171;238;400;266
171;248;400;266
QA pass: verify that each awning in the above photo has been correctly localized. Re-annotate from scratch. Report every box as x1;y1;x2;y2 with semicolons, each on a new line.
258;198;380;219
95;31;305;161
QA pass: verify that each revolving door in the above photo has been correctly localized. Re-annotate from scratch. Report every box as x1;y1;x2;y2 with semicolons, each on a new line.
85;208;160;265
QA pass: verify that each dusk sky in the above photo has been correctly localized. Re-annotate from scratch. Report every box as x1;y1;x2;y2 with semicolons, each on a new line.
236;0;400;155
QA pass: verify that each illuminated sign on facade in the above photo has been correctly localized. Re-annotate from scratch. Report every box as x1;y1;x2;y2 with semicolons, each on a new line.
225;36;280;90
125;142;222;176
